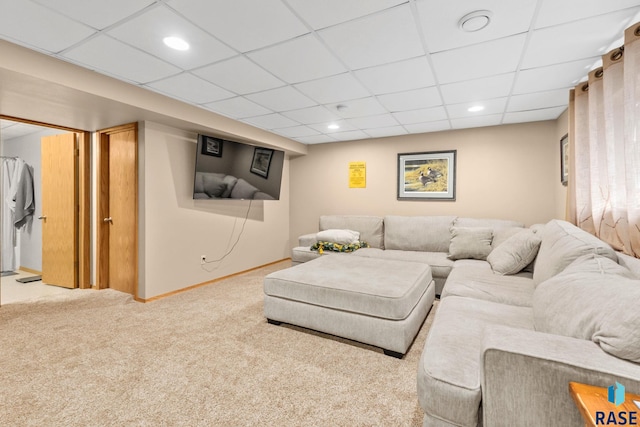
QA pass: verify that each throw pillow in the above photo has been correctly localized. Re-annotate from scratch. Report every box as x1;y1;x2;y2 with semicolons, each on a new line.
230;178;259;199
533;255;640;363
448;227;493;260
202;174;227;198
487;229;542;275
316;229;360;245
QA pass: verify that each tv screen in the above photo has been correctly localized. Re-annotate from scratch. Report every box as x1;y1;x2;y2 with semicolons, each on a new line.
193;134;285;200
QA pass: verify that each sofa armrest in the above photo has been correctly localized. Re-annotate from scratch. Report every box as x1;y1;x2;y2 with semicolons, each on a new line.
298;233;317;247
481;325;640;427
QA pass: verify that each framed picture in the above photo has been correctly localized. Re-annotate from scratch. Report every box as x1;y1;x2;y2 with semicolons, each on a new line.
200;135;223;157
250;147;274;178
397;150;456;200
560;134;569;186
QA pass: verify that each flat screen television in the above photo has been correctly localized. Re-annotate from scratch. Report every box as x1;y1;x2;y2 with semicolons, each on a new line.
193;134;285;200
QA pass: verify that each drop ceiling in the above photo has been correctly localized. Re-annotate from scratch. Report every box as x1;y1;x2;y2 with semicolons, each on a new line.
1;0;639;144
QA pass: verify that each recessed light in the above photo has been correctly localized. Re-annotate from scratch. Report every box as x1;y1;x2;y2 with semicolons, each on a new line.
327;123;340;130
458;10;492;32
468;105;485;112
163;36;190;51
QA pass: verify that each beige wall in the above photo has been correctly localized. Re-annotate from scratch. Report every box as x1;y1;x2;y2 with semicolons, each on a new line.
139;121;290;299
290;120;565;245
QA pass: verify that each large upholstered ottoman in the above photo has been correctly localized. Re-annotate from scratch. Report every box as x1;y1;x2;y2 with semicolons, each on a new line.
263;256;435;358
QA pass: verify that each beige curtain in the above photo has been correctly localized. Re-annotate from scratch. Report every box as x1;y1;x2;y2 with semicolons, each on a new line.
568;23;640;258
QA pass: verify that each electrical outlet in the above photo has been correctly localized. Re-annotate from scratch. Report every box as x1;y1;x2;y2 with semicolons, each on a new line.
200;255;206;264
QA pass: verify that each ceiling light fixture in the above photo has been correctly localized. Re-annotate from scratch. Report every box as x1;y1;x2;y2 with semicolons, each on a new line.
163;36;190;51
468;105;485;112
458;10;492;32
327;123;340;130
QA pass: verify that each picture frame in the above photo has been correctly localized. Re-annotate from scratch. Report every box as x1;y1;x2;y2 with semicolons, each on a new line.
560;134;569;186
200;135;223;157
250;147;274;179
397;150;456;200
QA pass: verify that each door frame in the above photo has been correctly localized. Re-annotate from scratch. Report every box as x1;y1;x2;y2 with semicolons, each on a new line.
0;115;91;289
95;122;138;299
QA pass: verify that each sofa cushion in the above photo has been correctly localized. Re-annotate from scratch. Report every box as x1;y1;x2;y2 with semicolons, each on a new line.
533;219;618;285
533;255;640;363
487;229;542;275
417;296;533;427
492;227;526;248
384;215;456;252
448;227;493;260
319;215;384;249
454;217;525;230
316;229;360;245
220;175;238;198
351;248;454;279
442;266;535;307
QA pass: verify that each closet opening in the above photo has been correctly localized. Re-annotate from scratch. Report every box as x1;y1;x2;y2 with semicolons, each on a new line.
0;115;90;306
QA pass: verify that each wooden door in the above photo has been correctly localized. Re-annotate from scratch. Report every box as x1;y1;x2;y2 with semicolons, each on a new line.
97;123;137;297
41;133;77;288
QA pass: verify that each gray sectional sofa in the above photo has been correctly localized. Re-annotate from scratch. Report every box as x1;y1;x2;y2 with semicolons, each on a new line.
290;215;640;426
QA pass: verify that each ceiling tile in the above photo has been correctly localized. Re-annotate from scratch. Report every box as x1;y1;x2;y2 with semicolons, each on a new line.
507;89;570;112
440;73;515;104
32;0;155;30
365;126;408;138
204;97;272;119
450;114;503;129
503;106;567;124
447;98;507;119
281;106;340;125
431;34;526;84
393;106;447;125
318;4;424;69
523;10;636;69
403;121;451;134
0;122;44;140
308;120;357;134
0;0;94;53
513;58;597;94
354;56;436;95
378;87;442;112
416;0;537;52
331;130;371;141
248;34;346;84
346;114;400;129
273;125;320;137
294;73;370;105
145;73;233;104
63;35;180;83
193;56;284;94
242;113;299;129
287;0;406;30
168;0;308;52
295;135;337;144
330;97;387;119
246;86;316;111
535;0;640;29
108;6;235;70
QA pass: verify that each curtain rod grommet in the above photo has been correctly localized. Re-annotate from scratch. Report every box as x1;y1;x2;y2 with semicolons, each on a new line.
595;68;604;78
611;47;624;62
582;83;589;92
635;25;640;37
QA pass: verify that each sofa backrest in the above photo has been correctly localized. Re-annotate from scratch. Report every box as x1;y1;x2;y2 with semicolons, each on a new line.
319;215;385;249
453;217;525;230
384;215;456;252
533;219;618;285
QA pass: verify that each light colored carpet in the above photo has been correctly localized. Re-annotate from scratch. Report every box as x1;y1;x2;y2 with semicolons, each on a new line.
0;260;437;426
